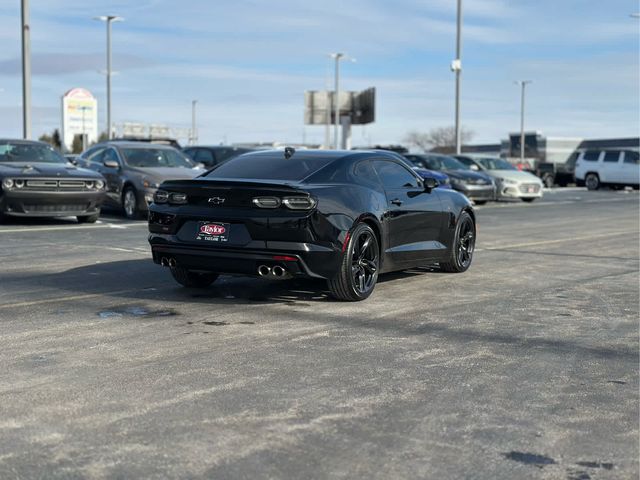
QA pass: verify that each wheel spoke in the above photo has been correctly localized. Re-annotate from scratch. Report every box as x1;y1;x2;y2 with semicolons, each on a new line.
362;259;377;273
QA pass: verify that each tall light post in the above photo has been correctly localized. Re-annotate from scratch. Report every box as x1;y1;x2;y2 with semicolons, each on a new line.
453;0;463;154
191;100;198;145
94;15;123;139
330;53;356;149
21;0;31;139
515;80;532;164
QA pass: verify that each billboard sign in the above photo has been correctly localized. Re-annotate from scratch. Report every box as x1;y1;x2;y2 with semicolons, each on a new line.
61;88;98;152
305;87;375;125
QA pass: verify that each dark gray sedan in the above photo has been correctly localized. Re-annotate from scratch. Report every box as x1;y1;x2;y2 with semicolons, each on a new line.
79;141;205;219
0;139;106;223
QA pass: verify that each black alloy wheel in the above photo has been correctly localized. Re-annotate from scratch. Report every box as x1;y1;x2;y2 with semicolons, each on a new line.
328;223;380;301
170;266;219;288
440;211;475;273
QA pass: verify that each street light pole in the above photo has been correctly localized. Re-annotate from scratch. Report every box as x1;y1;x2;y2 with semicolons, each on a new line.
332;53;343;150
21;0;31;139
95;15;123;140
453;0;462;154
191;100;198;145
515;80;532;164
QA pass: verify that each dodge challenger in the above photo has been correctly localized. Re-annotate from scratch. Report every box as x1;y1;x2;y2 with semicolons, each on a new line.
148;149;476;301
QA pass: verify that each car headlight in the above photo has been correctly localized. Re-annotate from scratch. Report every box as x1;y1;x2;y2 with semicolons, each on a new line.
14;179;25;188
143;179;161;189
499;178;517;185
95;180;105;190
2;178;14;189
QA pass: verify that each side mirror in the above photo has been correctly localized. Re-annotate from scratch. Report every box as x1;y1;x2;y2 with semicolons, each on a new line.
103;159;119;169
470;164;480;171
423;177;438;190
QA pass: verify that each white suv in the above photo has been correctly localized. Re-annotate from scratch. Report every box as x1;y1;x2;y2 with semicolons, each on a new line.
574;149;639;190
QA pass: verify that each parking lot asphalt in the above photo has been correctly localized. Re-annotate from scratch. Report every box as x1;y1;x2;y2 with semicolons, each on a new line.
0;188;638;479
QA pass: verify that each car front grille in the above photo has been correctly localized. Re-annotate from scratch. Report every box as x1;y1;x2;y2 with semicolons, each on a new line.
23;203;90;213
23;179;90;191
518;183;541;194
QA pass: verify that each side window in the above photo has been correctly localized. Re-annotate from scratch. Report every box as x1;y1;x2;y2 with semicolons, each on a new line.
582;151;601;162
86;147;106;163
352;160;382;189
194;149;215;166
183;148;196;159
623;151;639;164
603;151;621;163
103;148;120;165
373;160;420;189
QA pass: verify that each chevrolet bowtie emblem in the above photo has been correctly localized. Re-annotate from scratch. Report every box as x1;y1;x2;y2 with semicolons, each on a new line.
208;197;226;204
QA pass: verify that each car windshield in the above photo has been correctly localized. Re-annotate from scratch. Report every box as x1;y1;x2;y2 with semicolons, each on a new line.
207;152;336;181
121;147;194;168
476;157;516;170
0;142;66;164
413;155;466;171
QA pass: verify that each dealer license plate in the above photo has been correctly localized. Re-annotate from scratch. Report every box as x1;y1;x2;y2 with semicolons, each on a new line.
196;222;230;242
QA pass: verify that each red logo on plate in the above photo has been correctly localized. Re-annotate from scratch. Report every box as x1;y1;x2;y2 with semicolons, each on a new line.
200;224;226;235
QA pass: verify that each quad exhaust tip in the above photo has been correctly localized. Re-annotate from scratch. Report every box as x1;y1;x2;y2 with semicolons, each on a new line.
272;265;286;277
160;257;177;268
258;265;271;277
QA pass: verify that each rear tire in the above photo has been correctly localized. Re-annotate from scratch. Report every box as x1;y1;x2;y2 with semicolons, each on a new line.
522;198;537;203
585;173;600;191
170;266;219;288
77;211;100;223
542;174;554;188
440;211;475;273
474;200;487;205
327;223;379;301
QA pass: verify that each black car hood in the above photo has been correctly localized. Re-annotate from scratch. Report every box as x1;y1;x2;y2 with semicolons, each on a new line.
0;162;103;179
444;169;492;183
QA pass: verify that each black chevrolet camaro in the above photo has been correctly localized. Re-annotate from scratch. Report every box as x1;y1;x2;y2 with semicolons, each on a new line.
148;149;476;301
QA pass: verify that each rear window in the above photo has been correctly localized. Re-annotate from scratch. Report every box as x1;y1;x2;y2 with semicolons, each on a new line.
206;153;336;181
603;151;621;163
624;151;639;164
582;151;600;162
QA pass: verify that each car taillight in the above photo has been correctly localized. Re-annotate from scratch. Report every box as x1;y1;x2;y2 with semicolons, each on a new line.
154;190;169;203
252;196;281;208
282;196;316;210
169;192;188;204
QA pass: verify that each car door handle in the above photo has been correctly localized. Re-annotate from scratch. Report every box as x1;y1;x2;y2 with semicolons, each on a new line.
390;198;403;206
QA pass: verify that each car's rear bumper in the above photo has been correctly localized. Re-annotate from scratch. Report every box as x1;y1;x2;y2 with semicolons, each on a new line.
0;190;106;217
149;234;342;279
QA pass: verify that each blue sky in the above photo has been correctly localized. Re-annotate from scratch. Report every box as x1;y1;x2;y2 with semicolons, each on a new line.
0;0;638;146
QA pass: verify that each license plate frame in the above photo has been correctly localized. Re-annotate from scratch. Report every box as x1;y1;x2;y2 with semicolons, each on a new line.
195;221;230;243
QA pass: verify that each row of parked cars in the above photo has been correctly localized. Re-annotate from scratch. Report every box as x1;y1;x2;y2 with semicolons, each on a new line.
0;137;635;224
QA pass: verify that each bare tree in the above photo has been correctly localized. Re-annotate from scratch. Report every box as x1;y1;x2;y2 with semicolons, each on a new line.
404;126;474;152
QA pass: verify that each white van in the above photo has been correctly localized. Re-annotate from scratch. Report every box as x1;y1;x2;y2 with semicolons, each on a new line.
574;149;639;190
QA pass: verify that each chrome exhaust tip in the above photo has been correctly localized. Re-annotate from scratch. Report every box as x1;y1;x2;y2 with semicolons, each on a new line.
258;265;271;277
160;257;170;267
168;258;177;268
272;265;286;277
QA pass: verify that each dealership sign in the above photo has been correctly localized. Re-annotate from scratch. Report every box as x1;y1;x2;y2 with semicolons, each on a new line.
61;88;98;152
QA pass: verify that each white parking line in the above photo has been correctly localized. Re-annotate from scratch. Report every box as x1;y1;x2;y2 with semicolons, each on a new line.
0;222;147;234
478;230;638;251
0;289;148;310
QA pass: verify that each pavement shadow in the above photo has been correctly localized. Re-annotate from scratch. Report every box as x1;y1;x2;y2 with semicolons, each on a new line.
3;258;446;306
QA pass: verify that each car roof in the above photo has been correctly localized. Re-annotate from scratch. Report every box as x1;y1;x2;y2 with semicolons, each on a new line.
98;141;178;150
0;139;53;147
235;148;410;164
